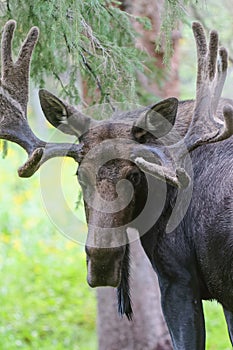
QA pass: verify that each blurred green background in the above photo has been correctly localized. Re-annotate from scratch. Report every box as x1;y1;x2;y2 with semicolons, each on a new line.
0;145;97;350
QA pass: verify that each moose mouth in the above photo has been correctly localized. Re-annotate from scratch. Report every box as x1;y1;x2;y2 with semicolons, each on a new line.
86;257;122;288
86;244;132;320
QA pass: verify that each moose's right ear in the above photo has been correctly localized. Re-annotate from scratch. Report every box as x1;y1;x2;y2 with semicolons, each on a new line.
39;89;92;136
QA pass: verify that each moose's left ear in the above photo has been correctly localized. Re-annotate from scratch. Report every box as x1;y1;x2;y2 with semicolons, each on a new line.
133;97;179;140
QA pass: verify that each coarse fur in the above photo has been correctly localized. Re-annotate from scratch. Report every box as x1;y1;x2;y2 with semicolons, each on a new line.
138;102;233;349
75;98;233;348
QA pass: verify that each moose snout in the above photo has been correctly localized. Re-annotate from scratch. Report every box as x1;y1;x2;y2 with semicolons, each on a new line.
85;246;125;288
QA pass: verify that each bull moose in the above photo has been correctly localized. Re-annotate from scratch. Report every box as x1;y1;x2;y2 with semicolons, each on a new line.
0;20;233;349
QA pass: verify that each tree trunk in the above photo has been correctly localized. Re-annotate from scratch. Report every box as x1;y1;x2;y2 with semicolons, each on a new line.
122;0;180;99
97;240;172;350
96;1;181;349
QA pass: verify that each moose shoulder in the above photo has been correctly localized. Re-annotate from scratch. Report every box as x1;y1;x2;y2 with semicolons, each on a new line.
1;20;233;349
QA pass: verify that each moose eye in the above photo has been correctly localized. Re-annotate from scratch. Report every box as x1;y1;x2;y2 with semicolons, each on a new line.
126;169;141;186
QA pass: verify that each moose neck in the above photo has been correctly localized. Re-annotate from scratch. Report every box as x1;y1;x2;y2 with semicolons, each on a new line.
139;183;179;267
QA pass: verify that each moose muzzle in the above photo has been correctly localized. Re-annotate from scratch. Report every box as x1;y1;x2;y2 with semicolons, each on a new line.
85;245;126;287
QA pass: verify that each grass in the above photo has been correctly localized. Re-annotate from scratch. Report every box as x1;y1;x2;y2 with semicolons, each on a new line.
0;239;97;350
0;144;232;349
0;144;97;350
204;302;231;350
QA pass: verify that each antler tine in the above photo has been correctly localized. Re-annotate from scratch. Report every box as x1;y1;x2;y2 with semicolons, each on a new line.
133;156;190;188
207;29;218;81
212;47;228;112
16;26;39;66
0;21;83;178
192;22;207;83
183;22;233;152
17;142;83;178
1;21;39;113
1;20;15;72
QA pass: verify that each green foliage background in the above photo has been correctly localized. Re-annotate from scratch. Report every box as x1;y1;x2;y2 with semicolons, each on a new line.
0;144;97;350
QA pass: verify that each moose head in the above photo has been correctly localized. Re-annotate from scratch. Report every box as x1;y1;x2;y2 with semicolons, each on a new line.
0;20;233;320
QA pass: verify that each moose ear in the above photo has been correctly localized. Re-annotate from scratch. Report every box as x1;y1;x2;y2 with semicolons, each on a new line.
39;89;92;136
133;97;179;140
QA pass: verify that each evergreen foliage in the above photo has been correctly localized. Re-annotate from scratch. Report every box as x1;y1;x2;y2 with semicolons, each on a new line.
160;0;199;63
0;0;202;106
0;0;150;105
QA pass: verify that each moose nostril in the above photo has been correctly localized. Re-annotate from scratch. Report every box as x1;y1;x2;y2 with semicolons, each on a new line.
86;257;122;288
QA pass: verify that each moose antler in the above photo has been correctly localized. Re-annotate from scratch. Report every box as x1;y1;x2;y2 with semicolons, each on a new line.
183;22;233;151
0;20;82;177
132;22;233;188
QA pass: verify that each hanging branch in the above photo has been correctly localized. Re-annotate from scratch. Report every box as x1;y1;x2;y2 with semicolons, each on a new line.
79;51;115;111
63;26;115;110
